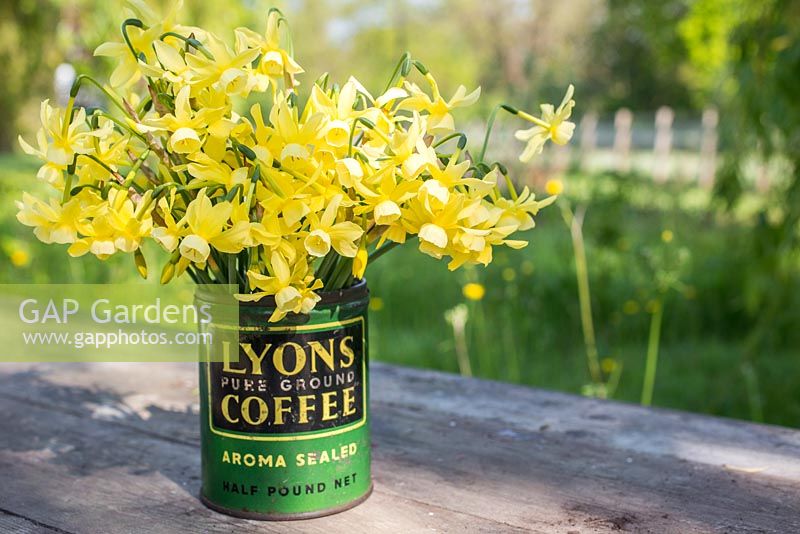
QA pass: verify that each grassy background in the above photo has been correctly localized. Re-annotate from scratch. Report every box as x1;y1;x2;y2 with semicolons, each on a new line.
3;153;799;427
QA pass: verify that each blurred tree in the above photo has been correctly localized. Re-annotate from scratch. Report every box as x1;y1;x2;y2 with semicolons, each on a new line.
3;0;730;151
682;0;800;419
0;0;61;151
583;0;695;111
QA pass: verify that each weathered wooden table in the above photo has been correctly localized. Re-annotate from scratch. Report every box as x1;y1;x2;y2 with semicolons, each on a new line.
0;362;798;533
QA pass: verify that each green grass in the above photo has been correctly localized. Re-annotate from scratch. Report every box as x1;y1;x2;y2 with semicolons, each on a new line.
366;171;800;428
2;153;798;427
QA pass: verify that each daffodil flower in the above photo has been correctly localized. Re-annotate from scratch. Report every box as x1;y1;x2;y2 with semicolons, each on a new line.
145;86;225;153
399;73;480;134
177;189;248;263
68;189;154;259
151;190;184;252
94;0;191;89
16;193;92;244
18;101;110;186
239;251;322;321
152;40;194;86
185;33;260;96
17;5;577;318
514;84;576;162
304;195;364;258
495;186;558;231
185;153;249;189
354;168;419;226
234;10;304;89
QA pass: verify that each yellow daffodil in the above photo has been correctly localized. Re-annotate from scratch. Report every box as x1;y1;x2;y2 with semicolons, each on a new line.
151;190;183;252
304;195;364;258
16;193;93;244
18;101;111;187
145;86;224;154
234;10;304;90
186;153;249;189
68;189;153;259
494;186;557;232
515;84;576;162
178;189;248;263
400;74;480;134
240;251;322;321
185;33;260;96
354;168;419;226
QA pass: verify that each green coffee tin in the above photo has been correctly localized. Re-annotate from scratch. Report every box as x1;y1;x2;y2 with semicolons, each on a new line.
197;281;372;519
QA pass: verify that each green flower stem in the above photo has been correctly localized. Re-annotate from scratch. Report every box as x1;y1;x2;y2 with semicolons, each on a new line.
192;266;214;285
328;257;354;289
478;103;517;164
121;19;145;60
185;268;200;284
561;203;602;385
123;149;151;188
206;251;228;285
160;32;214;60
641;299;664;406
367;240;401;263
432;132;467;149
94;112;148;142
62;169;75;204
503;173;519;201
315;250;338;283
347;117;379;158
72;75;132;119
384;52;411;93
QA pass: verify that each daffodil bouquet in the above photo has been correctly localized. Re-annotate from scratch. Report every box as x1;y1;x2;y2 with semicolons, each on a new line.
16;2;575;322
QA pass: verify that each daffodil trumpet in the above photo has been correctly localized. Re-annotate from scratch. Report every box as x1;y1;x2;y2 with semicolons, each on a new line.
16;2;575;323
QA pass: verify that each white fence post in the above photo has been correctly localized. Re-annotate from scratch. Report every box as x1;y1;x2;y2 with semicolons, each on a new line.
698;107;719;188
613;108;633;173
653;106;674;182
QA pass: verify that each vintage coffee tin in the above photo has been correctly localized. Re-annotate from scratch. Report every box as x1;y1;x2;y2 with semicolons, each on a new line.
197;281;372;519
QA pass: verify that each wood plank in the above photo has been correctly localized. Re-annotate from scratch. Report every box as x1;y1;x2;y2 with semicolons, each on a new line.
0;510;64;534
0;368;527;533
0;362;798;533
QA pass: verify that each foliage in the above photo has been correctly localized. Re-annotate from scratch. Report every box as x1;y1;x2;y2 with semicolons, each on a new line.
367;170;800;427
0;0;61;151
583;0;695;111
680;0;800;418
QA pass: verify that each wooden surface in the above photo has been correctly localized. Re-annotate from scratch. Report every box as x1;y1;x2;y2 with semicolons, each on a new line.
0;362;798;533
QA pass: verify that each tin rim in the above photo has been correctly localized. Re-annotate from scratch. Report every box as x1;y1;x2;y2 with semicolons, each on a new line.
199;483;373;521
195;278;368;308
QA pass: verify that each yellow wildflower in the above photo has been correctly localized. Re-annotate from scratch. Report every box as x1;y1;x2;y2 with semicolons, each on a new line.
462;282;486;301
545;179;564;196
10;250;31;268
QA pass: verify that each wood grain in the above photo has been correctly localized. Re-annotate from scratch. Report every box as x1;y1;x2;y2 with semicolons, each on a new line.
0;361;797;533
